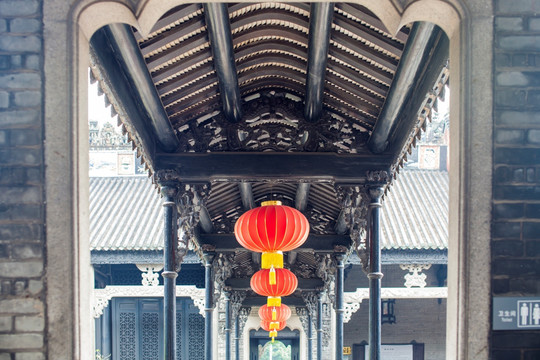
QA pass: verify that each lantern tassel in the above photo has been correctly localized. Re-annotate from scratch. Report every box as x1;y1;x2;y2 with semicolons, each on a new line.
269;265;276;285
272;307;277;321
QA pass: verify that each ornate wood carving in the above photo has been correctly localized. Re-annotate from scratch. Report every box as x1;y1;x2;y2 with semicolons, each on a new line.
177;183;211;261
315;254;336;294
175;92;370;154
237;307;251;337
229;290;247;320
213;253;235;303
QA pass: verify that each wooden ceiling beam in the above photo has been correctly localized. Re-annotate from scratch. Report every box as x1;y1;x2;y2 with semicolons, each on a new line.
226;278;324;291
304;2;334;122
199;234;351;252
204;3;243;123
238;182;255;210
367;22;446;154
295;183;311;212
91;24;180;152
156;152;392;184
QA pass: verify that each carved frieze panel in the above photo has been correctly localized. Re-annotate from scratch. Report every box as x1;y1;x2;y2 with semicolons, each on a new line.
400;264;432;288
175;92;370;154
135;264;163;287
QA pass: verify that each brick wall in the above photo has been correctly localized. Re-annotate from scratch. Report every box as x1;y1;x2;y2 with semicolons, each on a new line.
344;299;446;360
0;0;45;359
493;1;540;359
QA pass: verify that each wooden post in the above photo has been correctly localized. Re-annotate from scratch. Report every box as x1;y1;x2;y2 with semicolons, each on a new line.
203;250;216;360
335;252;345;360
317;292;323;360
161;185;178;360
368;187;384;360
224;291;231;360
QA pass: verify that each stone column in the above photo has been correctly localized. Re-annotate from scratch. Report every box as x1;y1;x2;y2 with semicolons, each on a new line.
203;248;216;360
224;291;231;360
161;183;179;360
317;292;324;360
368;186;384;360
334;251;346;360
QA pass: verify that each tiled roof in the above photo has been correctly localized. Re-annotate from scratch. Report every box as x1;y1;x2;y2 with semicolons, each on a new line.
89;176;163;251
381;170;448;250
89;170;448;251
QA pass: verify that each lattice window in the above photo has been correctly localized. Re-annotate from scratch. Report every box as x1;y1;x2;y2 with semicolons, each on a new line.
176;312;183;360
118;312;136;359
188;313;205;360
141;313;159;360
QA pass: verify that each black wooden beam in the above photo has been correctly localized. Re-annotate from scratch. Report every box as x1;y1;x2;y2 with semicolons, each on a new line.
387;29;449;158
199;234;351;252
156;152;392;184
226;278;324;290
90;28;156;161
92;24;180;152
305;2;334;122
238;182;255;210
295;183;311;212
367;22;443;154
204;3;243;123
243;297;306;307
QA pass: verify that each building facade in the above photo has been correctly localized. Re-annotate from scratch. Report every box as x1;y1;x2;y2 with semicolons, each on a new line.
0;1;539;360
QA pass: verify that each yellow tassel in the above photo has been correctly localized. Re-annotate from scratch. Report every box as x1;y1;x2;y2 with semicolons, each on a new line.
269;330;277;338
267;296;281;307
270;322;279;330
271;337;275;343
272;307;277;321
269;265;276;285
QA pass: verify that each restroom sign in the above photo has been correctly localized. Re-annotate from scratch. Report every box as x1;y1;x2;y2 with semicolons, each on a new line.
493;297;540;330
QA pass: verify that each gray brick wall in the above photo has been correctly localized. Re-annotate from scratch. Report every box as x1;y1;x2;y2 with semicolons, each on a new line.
493;1;540;359
344;299;446;360
0;0;45;359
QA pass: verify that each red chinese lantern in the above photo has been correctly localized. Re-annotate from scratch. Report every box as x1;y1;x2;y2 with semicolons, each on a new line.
234;201;309;271
260;320;286;332
258;304;291;322
251;268;298;306
260;319;287;340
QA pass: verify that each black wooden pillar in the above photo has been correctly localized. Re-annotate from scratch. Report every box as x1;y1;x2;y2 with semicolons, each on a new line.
234;312;240;360
224;291;231;360
317;292;323;360
368;187;384;360
334;252;345;360
161;185;178;360
203;250;216;360
307;311;313;360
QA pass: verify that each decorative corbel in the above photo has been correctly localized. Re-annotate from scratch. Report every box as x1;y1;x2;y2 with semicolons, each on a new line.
237;307;252;337
315;254;336;294
335;185;369;270
176;183;211;261
230;290;247;320
295;307;310;335
213;253;235;304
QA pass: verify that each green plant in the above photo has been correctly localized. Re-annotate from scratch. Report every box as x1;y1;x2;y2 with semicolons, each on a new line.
95;349;111;360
